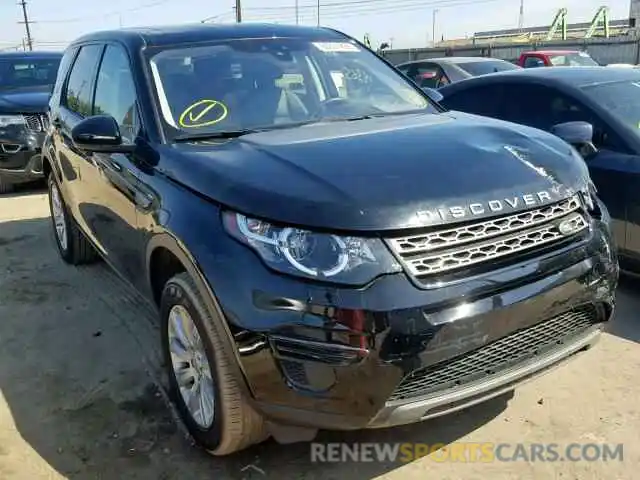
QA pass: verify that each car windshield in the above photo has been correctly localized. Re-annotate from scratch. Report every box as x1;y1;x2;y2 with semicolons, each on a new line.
458;60;520;76
0;56;61;91
583;79;640;132
147;37;436;137
549;52;599;67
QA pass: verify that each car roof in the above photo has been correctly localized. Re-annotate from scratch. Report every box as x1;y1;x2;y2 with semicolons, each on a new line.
397;57;507;66
443;66;640;89
0;51;62;59
70;23;348;50
521;50;582;55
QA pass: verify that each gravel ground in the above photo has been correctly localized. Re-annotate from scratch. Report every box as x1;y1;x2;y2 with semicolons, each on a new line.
0;188;638;480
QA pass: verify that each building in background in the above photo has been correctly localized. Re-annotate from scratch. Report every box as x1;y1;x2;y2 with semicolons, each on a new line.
631;0;640;29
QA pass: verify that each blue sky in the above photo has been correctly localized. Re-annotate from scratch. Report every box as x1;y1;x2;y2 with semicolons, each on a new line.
0;0;632;50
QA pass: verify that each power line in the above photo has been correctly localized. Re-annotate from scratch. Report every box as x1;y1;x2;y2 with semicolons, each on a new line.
245;0;485;11
17;0;33;51
244;0;501;22
201;11;235;23
33;0;173;24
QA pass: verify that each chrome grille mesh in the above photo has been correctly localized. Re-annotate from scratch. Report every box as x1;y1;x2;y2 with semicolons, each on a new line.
23;114;48;132
388;305;599;402
386;196;586;279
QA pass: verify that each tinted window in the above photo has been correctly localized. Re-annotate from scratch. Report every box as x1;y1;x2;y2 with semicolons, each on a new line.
458;60;519;76
501;83;624;151
583;80;640;131
94;45;139;143
500;84;586;130
0;56;61;91
524;56;544;68
583;79;640;150
440;84;505;117
401;62;448;88
148;38;436;138
53;48;76;101
65;45;103;116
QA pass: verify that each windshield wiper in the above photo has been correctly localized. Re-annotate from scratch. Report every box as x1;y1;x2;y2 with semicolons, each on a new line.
174;129;258;142
319;110;428;123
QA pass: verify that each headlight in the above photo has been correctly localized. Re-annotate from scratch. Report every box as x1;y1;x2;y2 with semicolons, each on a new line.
0;115;25;127
579;179;598;212
223;212;402;285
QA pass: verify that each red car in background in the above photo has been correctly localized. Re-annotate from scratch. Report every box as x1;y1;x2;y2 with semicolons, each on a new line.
517;50;601;68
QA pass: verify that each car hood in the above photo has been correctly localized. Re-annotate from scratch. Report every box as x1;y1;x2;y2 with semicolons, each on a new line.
0;88;51;114
158;111;590;232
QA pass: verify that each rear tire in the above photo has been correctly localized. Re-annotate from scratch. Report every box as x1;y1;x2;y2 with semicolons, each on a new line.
161;272;268;456
47;174;98;265
0;175;14;194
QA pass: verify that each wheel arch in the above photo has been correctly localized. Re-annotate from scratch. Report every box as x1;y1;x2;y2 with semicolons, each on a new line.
41;143;62;183
145;232;255;399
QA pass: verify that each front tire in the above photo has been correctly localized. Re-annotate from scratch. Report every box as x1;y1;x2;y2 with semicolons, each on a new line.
0;175;14;194
161;272;268;456
47;174;97;265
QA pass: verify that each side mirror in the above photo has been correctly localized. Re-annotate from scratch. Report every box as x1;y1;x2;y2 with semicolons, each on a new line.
71;115;134;153
421;86;444;103
551;121;598;156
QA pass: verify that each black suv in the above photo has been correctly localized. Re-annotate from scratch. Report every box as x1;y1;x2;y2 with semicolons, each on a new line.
0;51;62;193
43;24;618;455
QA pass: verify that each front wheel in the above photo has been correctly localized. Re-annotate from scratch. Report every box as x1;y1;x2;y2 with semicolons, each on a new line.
47;175;97;265
160;273;267;455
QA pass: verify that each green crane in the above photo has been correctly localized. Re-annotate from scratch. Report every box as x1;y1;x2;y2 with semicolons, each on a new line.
546;8;568;41
585;6;610;38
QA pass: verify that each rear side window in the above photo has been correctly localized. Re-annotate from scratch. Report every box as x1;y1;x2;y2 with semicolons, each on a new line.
440;84;505;118
459;60;519;76
93;45;140;143
64;44;103;117
524;56;544;68
50;48;77;108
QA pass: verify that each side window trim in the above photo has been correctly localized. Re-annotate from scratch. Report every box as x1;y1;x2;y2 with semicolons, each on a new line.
92;41;144;141
91;45;109;116
49;46;78;116
59;47;81;112
62;43;105;119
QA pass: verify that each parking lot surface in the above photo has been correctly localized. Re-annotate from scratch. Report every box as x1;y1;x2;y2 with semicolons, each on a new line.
0;189;639;479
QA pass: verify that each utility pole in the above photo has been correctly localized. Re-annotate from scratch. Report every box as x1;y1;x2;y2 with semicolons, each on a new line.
432;9;438;46
18;0;33;51
295;0;299;24
317;0;320;26
235;0;242;22
518;0;524;31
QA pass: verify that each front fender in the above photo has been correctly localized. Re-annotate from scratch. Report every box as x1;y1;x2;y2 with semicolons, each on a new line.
145;229;257;400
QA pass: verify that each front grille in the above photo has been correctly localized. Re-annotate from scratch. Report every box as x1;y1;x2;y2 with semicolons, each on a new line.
387;195;586;280
23;114;48;132
388;305;600;402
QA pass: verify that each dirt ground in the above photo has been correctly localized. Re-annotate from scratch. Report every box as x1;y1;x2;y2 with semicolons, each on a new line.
0;187;639;480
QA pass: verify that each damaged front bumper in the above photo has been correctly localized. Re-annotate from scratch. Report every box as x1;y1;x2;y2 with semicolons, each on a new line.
206;212;618;436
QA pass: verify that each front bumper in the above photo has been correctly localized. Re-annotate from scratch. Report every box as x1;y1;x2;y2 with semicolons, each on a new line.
0;124;46;184
204;213;618;432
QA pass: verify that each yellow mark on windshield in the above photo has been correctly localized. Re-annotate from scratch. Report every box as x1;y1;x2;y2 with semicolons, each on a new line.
179;99;228;128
